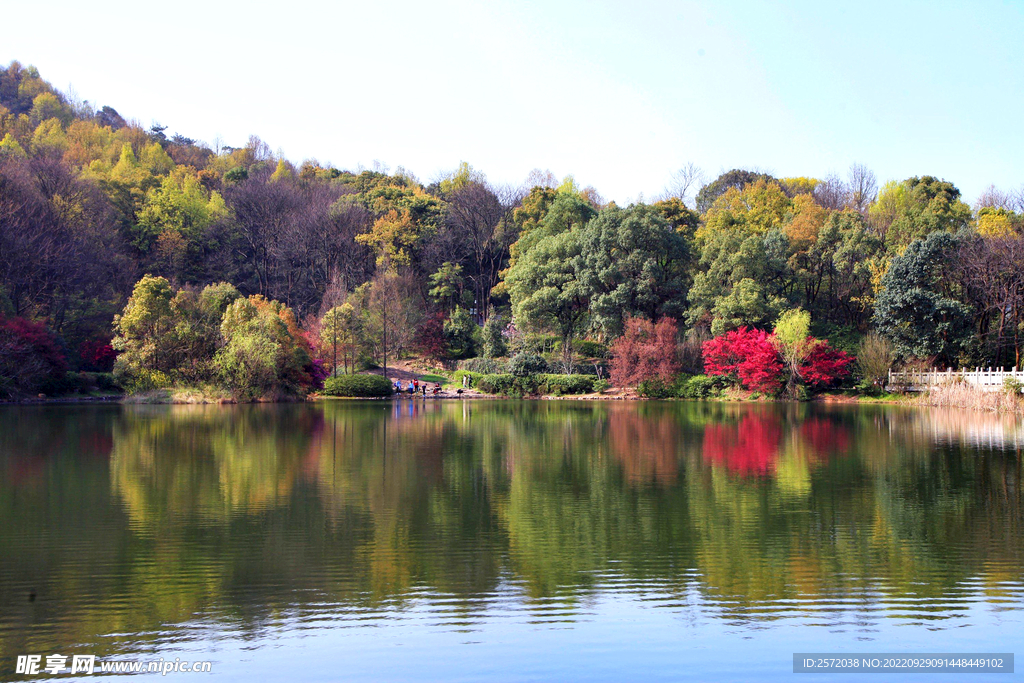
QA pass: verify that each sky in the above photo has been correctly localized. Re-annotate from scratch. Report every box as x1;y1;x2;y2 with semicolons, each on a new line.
4;0;1022;204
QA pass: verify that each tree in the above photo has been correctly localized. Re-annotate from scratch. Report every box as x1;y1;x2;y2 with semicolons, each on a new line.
857;332;894;388
686;229;791;335
772;308;815;395
870;176;972;251
575;204;691;338
216;295;312;400
0;315;66;397
112;274;176;382
506;228;589;370
609;316;680;388
443;306;478;359
695;169;776;214
482;314;507;358
428;261;464;311
702;327;784;394
698;179;793;240
320;302;360;375
360;268;416;376
873;231;972;363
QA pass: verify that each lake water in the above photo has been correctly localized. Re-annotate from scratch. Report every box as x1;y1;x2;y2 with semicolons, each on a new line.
0;400;1021;681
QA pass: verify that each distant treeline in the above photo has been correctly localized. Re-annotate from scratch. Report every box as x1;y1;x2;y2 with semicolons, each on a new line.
2;60;1024;398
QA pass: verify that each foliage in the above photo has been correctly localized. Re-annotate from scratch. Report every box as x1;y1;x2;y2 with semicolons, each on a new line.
443;306;478;359
677;374;721;399
416;311;448;363
321;373;393;398
0;315;67;397
457;357;508;374
702;327;784;394
857;332;895;388
482;314;508;358
592;378;611;393
872;231;972;363
609;316;680;388
507;352;548;377
538;374;596;395
575;204;690;337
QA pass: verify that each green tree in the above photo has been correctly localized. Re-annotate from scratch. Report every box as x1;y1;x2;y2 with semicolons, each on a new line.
687;230;791;335
772;308;815;396
443;306;479;359
482;314;508;358
428;262;464;311
873;231;972;363
575;204;691;338
506;228;589;370
871;176;972;252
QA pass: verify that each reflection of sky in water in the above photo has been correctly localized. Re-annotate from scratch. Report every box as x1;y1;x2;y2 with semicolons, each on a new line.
0;401;1021;682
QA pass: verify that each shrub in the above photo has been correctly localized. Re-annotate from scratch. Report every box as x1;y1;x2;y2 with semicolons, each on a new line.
507;352;548;377
449;370;484;388
1004;376;1023;395
637;377;678;398
593;379;611;393
539;374;595;395
458;357;508;374
678;374;721;399
476;373;538;396
857;332;894;388
609;316;680;388
79;340;117;372
322;374;393;398
703;327;784;394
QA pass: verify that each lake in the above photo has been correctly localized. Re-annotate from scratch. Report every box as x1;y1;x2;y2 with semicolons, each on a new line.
0;400;1021;681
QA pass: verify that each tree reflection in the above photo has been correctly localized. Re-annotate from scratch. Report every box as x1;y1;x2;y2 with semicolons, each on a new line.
0;401;1020;657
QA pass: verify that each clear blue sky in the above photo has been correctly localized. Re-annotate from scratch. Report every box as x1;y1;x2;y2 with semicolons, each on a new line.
5;0;1022;204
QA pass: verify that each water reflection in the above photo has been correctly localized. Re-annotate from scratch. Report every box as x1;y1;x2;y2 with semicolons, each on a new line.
0;401;1021;663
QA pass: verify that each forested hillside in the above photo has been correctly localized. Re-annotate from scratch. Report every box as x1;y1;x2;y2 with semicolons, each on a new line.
2;60;1023;399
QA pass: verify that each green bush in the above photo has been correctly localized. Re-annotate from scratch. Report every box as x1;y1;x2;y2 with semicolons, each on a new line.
507;352;548;377
449;370;484;388
637;377;679;398
457;357;508;374
322;374;393;398
677;374;721;399
539;374;595;395
1004;376;1024;395
476;373;538;396
593;379;611;393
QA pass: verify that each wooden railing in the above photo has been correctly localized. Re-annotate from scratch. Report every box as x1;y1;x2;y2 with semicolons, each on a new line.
888;367;1024;392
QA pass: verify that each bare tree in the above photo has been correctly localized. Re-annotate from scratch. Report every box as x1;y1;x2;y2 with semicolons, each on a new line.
847;163;877;213
665;162;705;206
814;172;848;210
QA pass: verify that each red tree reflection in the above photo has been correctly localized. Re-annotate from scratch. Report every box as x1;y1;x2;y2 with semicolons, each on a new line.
702;413;783;476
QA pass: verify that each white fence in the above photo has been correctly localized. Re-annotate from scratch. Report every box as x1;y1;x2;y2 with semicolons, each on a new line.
888;367;1023;392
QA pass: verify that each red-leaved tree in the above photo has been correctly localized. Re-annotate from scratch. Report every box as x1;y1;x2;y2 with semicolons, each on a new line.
610;316;681;387
702;327;784;394
79;340;117;372
0;316;67;397
417;312;449;363
703;327;852;394
801;342;854;387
